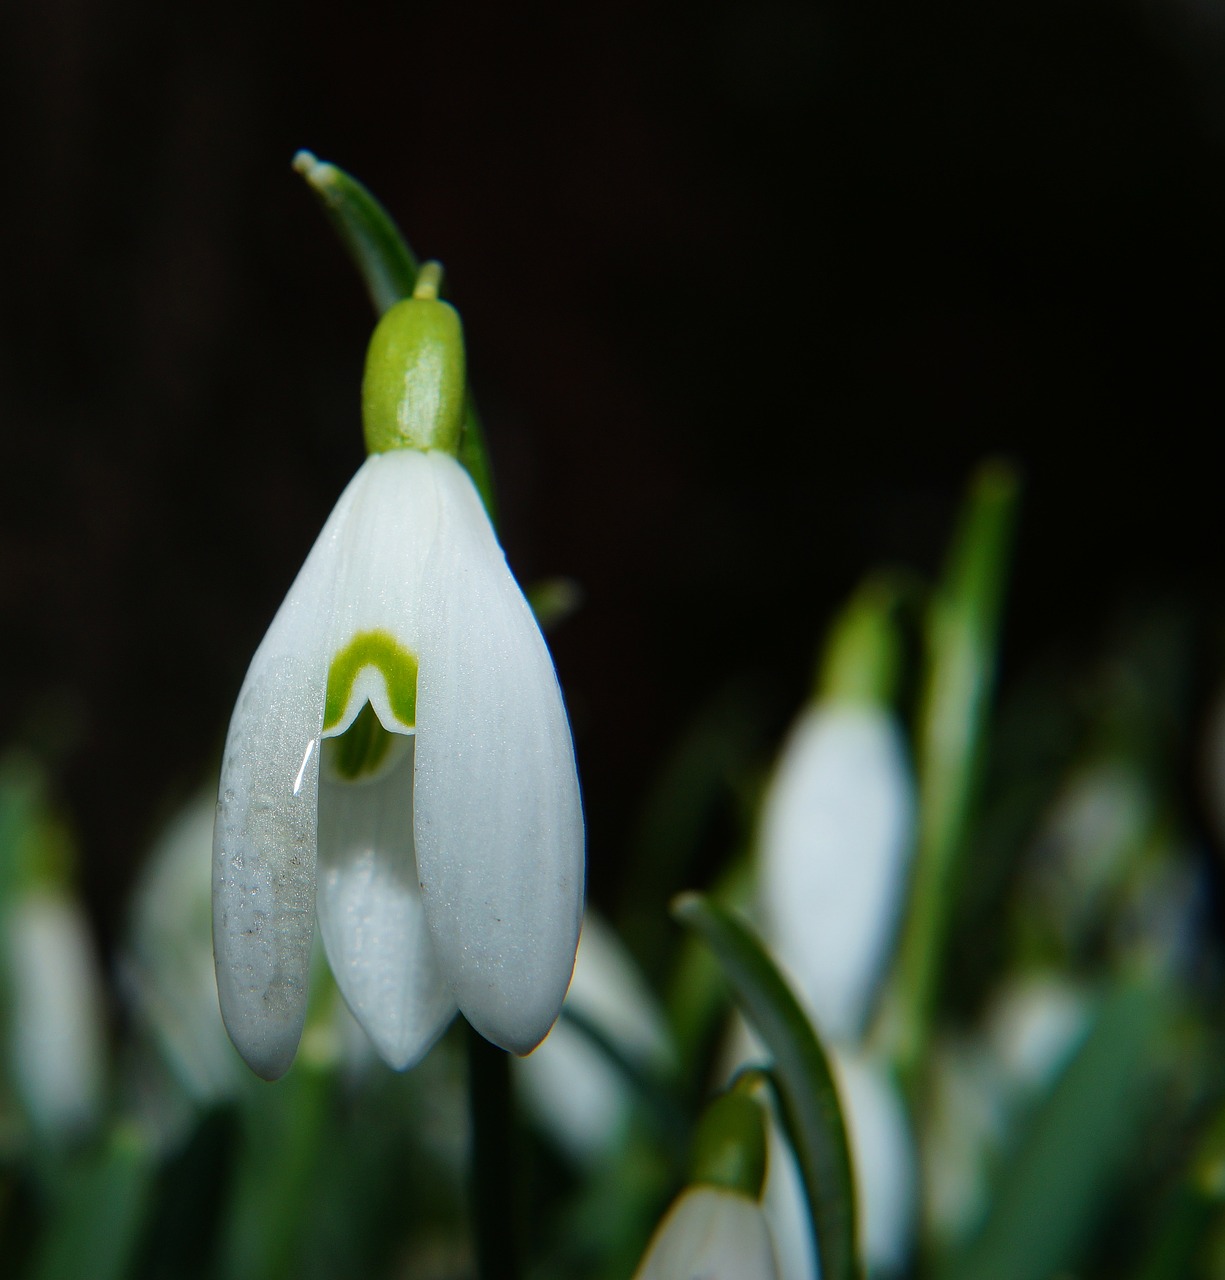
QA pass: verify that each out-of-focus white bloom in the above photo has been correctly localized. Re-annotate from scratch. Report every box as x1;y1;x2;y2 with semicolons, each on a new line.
985;974;1089;1092
1025;761;1150;947
517;912;670;1163
923;976;1091;1244
4;890;104;1141
634;1185;780;1280
759;702;915;1043
750;638;919;1275
213;287;584;1081
125;793;244;1104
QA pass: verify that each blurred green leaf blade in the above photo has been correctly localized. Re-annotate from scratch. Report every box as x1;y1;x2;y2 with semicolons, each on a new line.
671;892;859;1280
25;1126;152;1280
887;461;1021;1079
940;981;1164;1280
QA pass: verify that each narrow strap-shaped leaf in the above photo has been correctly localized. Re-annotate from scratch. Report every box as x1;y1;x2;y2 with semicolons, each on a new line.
26;1126;152;1280
293;151;499;523
886;461;1020;1080
940;981;1162;1280
292;150;419;315
215;1062;332;1280
672;893;860;1280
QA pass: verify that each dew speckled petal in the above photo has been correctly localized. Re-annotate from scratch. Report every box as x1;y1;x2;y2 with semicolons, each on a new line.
212;473;363;1081
316;738;457;1070
411;452;584;1055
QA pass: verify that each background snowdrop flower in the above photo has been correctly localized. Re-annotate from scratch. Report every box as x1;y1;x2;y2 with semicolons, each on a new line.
0;756;104;1145
5;890;105;1142
517;911;672;1163
746;584;919;1273
635;1187;779;1280
125;792;245;1105
758;583;916;1045
760;700;916;1043
634;1086;780;1280
985;974;1090;1092
213;269;584;1080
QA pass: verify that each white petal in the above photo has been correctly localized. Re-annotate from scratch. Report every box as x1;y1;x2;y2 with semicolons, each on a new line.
634;1187;780;1280
321;451;439;685
316;737;457;1069
759;703;915;1041
410;453;584;1054
212;473;363;1081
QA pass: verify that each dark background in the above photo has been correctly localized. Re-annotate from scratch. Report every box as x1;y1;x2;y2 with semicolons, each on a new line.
2;0;1224;952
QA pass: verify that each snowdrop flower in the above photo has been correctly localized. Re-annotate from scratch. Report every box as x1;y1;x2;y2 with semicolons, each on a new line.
634;1087;780;1280
213;268;584;1080
635;1188;779;1280
0;757;104;1143
758;584;916;1045
5;890;105;1142
759;701;915;1043
748;583;919;1273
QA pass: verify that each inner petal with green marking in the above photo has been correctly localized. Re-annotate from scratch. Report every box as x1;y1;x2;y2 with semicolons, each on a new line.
321;630;420;783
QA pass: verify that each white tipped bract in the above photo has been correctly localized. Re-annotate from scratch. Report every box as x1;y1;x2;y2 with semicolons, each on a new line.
213;449;584;1078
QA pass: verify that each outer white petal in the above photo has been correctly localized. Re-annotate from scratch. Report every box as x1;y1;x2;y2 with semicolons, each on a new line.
213;474;364;1081
634;1187;780;1280
316;738;457;1070
409;452;584;1055
759;703;915;1042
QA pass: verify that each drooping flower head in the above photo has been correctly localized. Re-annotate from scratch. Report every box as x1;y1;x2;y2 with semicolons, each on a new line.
212;266;584;1080
633;1085;780;1280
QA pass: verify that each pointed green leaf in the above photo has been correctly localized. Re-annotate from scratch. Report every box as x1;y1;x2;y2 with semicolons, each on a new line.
671;893;860;1280
26;1126;152;1280
293;151;498;522
886;461;1020;1080
292;150;419;316
216;1062;333;1280
940;981;1162;1280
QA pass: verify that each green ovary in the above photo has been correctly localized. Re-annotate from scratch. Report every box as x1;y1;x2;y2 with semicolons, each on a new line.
323;631;420;781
